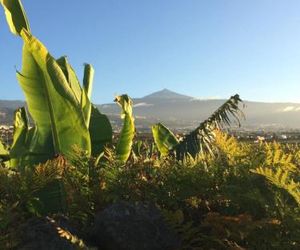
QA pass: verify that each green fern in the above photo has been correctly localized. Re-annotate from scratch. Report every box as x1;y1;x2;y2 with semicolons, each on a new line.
264;143;297;172
162;209;232;250
252;167;300;206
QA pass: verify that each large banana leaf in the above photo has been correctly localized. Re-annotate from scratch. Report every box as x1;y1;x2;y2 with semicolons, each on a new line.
115;95;135;162
56;56;82;104
18;30;91;159
152;123;179;156
56;58;112;156
0;0;30;36
1;0;112;166
1;0;90;163
89;105;112;156
56;57;93;128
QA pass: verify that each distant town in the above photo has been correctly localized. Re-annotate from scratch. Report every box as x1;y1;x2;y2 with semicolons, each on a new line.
2;89;300;145
2;122;300;147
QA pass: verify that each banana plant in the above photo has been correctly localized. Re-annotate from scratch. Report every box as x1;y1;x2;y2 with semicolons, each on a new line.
1;0;112;168
152;94;244;160
152;123;179;157
9;107;30;167
0;140;9;162
115;95;135;163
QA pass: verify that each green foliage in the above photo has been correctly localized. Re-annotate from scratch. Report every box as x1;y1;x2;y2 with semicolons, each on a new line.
96;133;300;249
115;94;135;163
0;0;30;36
152;95;244;160
0;139;9;162
0;156;66;232
252;166;300;206
89;105;113;156
175;94;243;159
0;0;112;168
18;29;92;160
1;1;300;249
152;123;179;156
9;107;29;167
1;132;300;248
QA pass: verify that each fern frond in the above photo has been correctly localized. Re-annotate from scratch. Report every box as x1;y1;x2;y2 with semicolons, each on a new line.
264;143;297;172
175;95;244;160
252;167;300;205
214;130;251;166
29;155;67;192
162;209;204;249
21;156;69;214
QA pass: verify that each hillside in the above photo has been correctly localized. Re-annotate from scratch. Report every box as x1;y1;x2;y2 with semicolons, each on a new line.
98;89;300;130
1;90;300;131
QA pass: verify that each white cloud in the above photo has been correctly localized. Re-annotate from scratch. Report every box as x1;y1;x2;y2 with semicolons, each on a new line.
283;106;295;112
280;106;300;112
133;102;154;107
190;96;221;101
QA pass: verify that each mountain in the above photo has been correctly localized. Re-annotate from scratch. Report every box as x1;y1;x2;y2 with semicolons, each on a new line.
1;89;300;131
142;88;192;100
98;89;300;131
0;100;26;125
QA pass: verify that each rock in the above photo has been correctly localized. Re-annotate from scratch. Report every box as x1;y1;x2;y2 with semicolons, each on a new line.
89;201;181;250
16;215;88;250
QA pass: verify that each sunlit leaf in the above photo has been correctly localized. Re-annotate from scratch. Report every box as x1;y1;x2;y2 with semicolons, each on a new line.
17;29;91;163
89;105;112;156
152;123;179;156
0;0;30;36
115;95;135;163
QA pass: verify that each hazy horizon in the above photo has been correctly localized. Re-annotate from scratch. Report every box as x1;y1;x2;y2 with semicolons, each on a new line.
3;88;300;105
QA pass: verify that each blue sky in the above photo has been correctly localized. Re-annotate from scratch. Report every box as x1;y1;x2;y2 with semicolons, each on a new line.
1;0;300;104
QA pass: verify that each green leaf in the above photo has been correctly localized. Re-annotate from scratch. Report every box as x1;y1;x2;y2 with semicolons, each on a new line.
17;29;91;162
56;56;82;104
81;64;94;127
0;140;7;155
152;123;179;156
17;45;53;157
0;139;9;161
9;107;28;167
83;64;94;100
56;57;92;128
115;95;135;163
0;0;30;36
89;105;112;156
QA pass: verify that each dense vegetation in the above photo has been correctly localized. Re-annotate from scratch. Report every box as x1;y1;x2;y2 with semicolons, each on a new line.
1;0;300;249
1;132;300;249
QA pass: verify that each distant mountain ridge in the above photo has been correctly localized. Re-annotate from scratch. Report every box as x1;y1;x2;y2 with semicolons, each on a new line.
99;89;300;130
1;89;300;130
142;88;192;100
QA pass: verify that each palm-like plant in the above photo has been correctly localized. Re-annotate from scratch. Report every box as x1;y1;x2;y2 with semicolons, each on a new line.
152;94;244;160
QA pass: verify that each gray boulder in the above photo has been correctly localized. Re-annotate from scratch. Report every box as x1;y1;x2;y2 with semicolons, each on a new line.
89;201;181;250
